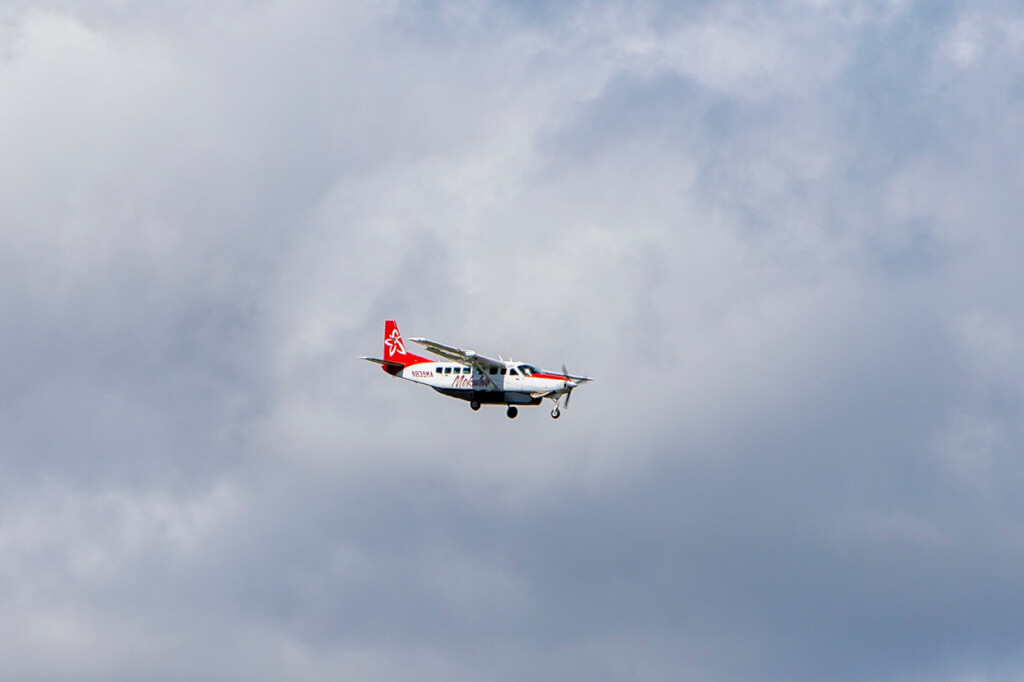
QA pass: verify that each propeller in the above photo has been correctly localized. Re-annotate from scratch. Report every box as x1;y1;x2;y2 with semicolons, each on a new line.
562;364;579;408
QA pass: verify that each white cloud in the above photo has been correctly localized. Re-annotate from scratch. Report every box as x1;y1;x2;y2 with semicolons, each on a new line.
0;12;177;283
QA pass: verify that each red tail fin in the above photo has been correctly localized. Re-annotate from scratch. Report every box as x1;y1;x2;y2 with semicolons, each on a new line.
384;320;430;367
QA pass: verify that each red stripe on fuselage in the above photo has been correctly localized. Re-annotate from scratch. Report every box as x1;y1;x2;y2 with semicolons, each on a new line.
530;372;568;381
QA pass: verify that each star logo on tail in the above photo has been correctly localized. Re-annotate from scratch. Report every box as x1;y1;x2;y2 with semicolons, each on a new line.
385;329;406;357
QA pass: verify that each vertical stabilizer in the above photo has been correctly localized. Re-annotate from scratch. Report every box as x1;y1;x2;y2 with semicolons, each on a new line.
383;320;430;368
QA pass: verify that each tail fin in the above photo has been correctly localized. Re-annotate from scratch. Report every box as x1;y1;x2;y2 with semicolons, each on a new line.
383;320;430;367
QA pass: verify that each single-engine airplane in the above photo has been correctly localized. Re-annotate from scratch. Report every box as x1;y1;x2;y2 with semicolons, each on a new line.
360;320;593;419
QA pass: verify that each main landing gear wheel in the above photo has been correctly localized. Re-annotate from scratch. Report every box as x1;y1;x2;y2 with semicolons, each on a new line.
470;400;481;411
506;406;518;419
551;407;561;419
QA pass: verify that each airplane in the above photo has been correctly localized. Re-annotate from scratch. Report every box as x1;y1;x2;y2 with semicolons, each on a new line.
360;320;593;419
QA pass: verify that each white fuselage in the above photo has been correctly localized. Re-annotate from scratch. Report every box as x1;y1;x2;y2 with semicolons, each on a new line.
398;361;569;404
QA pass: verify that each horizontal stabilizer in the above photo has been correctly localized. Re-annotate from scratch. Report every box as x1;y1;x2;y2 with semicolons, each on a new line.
360;356;406;371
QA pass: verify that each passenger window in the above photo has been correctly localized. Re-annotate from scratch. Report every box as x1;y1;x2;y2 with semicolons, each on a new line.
500;368;507;375
435;367;443;373
444;367;452;374
489;367;497;375
462;367;470;374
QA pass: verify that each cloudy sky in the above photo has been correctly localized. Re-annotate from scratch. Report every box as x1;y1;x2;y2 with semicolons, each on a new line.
3;0;1024;679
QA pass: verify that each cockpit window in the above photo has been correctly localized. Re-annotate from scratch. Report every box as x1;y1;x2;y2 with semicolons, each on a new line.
509;368;519;376
519;365;534;376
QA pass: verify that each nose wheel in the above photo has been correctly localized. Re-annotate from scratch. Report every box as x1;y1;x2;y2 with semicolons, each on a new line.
551;407;561;419
506;406;518;419
470;400;481;411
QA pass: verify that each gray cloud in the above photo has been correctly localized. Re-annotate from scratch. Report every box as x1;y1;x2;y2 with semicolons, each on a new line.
3;0;1024;680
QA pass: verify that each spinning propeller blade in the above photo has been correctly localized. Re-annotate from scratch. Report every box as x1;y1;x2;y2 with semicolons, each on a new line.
562;364;577;408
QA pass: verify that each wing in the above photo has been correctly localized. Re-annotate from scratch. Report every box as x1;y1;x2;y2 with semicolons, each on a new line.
408;337;504;371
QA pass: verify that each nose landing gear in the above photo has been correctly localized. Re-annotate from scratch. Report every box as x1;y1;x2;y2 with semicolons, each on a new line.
551;407;561;419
